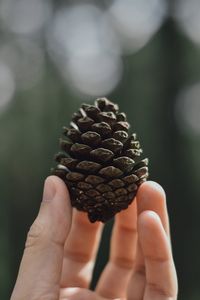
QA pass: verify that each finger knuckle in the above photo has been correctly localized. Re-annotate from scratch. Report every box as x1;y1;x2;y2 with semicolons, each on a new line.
133;264;146;277
33;291;58;300
112;256;135;270
68;289;93;300
25;218;46;248
147;282;176;298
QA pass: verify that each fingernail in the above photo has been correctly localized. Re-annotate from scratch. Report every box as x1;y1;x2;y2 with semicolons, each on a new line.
42;178;56;202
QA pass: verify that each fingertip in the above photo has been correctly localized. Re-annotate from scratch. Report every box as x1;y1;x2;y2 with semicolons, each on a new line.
46;175;70;200
138;210;170;260
137;181;166;202
136;180;169;236
43;176;72;228
138;210;167;247
138;210;161;231
47;174;67;190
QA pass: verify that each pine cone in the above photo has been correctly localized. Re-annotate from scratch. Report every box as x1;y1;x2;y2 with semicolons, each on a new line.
52;98;149;223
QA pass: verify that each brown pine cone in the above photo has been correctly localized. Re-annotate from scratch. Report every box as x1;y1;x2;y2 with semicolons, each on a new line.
52;98;149;223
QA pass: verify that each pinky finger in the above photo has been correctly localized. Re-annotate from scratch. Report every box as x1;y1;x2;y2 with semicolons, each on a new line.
129;211;178;300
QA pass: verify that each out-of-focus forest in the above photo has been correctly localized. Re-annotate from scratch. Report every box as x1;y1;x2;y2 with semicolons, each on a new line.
0;0;200;299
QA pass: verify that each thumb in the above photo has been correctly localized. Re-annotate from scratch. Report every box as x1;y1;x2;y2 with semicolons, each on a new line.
11;176;72;300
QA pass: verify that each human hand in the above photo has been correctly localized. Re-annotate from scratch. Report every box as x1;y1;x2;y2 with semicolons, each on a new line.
11;176;178;300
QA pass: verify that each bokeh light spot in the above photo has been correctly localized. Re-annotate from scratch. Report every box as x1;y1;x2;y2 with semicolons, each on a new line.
175;83;200;135
66;52;122;96
47;4;123;97
173;0;200;46
108;0;167;53
0;0;52;35
0;39;45;90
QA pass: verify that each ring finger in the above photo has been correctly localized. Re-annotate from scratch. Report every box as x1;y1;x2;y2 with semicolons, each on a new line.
127;181;171;299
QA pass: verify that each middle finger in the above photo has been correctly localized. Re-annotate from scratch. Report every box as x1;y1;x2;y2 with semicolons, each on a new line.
96;200;138;299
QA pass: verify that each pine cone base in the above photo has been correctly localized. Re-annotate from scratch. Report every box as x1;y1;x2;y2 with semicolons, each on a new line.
52;98;149;223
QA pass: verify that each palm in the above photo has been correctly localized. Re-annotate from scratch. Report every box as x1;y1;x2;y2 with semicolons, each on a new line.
59;182;177;300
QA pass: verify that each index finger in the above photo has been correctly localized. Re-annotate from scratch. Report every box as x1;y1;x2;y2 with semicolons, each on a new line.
61;210;103;288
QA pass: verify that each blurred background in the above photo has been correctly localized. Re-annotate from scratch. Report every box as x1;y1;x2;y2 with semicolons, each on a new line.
0;0;200;298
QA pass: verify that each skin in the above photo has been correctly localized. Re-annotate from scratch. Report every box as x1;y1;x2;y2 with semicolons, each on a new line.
11;176;178;300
